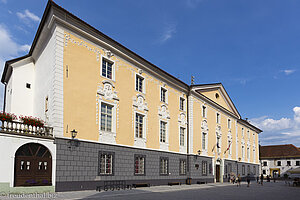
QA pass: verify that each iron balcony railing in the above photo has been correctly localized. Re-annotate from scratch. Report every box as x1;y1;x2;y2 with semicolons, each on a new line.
0;120;53;139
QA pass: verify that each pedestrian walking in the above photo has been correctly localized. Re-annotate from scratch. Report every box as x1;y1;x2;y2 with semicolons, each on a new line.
256;176;259;184
246;174;251;187
237;174;241;187
260;174;264;185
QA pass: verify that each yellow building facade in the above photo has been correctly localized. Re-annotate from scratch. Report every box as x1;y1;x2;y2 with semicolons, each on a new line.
1;1;261;192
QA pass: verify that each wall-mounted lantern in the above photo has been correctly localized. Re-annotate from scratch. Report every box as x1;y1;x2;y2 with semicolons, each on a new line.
68;129;79;148
71;129;77;139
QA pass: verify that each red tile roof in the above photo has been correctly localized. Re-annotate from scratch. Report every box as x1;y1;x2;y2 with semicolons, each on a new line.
260;144;300;159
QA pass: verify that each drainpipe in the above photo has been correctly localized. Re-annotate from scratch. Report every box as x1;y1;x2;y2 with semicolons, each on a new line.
186;86;191;179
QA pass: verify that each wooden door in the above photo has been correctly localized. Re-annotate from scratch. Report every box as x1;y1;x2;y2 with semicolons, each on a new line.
14;143;52;187
216;165;220;182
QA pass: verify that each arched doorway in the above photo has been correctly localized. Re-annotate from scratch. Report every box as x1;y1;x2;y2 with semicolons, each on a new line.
14;143;52;187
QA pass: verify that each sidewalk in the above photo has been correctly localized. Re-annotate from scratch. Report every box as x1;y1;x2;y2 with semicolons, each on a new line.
53;182;237;200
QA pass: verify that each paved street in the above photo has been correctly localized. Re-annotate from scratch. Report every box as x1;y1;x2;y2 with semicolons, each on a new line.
1;181;299;200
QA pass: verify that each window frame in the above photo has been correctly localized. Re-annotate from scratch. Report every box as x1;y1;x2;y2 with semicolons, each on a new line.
296;161;300;166
134;154;146;176
179;159;187;175
277;161;281;166
179;127;185;146
100;102;113;132
160;120;168;143
101;56;114;80
202;161;208;176
228;118;231;129
202;132;206;150
135;74;145;93
160;157;169;176
98;151;114;176
135;112;145;139
160;87;168;103
242;165;245;175
179;97;185;111
216;112;220;124
202;105;207;118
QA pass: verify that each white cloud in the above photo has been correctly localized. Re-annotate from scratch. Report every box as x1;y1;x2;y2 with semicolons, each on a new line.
160;24;176;43
0;25;30;112
282;69;296;75
186;0;203;9
0;24;30;58
1;0;7;4
250;107;300;146
16;9;40;25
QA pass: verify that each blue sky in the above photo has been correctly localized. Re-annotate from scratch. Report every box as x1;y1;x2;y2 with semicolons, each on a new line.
0;0;299;146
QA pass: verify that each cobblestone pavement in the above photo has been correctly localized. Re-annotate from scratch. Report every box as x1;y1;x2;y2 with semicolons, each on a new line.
1;181;299;200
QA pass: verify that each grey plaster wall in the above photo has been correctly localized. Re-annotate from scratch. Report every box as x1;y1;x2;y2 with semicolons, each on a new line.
56;138;211;191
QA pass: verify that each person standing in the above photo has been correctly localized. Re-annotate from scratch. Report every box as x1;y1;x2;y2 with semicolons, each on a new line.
246;174;251;187
260;174;264;185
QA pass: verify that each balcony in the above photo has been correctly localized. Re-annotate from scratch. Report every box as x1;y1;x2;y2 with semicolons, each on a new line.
0;120;53;139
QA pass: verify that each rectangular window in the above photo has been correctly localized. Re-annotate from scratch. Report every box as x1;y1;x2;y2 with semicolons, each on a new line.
263;161;267;166
161;88;167;103
135;113;144;138
136;75;144;92
160;121;167;143
180;127;185;146
277;161;281;166
202;132;206;150
102;58;113;79
296;161;300;166
216;113;220;123
262;170;266;175
253;166;256;175
228;119;231;129
101;103;113;132
242;165;245;175
242;128;244;138
225;165;228;175
179;159;186;175
228;163;232;173
209;163;212;174
134;155;145;175
287;161;291;166
202;106;207;118
160;157;169;175
202;161;207;176
98;152;114;175
247;165;250;174
247;147;250;160
241;146;244;158
180;98;185;110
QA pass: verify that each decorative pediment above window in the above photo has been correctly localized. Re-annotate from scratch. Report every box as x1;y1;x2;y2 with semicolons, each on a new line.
158;105;170;120
178;113;187;126
216;125;222;138
133;94;148;112
201;120;209;132
97;81;119;101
